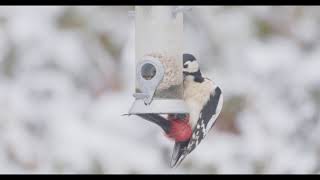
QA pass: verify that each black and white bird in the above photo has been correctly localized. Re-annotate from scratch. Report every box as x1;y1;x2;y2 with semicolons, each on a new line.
134;53;223;168
170;53;223;167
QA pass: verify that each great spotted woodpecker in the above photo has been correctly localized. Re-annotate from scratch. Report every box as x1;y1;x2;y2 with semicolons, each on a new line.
136;53;223;168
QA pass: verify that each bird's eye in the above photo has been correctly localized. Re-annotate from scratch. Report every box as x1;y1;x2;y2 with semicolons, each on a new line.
183;64;188;68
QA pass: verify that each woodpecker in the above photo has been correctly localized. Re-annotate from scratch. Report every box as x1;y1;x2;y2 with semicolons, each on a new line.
135;53;223;168
170;53;223;167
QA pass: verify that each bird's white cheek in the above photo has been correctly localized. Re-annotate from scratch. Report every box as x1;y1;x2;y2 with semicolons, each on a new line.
184;61;199;73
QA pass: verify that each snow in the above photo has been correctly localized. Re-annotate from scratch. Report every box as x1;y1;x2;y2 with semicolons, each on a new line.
0;6;320;174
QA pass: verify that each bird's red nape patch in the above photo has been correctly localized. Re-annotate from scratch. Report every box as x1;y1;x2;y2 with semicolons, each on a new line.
166;115;192;142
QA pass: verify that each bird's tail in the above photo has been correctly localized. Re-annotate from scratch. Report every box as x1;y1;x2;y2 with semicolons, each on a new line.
170;141;189;168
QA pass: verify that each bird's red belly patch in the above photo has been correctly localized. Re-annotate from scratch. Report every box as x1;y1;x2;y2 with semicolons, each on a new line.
166;115;192;142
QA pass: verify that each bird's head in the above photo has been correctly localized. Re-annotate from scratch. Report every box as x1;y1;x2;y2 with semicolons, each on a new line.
183;53;199;74
183;53;203;82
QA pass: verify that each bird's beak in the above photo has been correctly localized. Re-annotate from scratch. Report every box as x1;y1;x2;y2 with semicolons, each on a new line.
183;70;187;77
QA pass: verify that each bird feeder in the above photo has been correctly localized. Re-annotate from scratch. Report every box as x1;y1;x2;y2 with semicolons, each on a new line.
129;6;189;114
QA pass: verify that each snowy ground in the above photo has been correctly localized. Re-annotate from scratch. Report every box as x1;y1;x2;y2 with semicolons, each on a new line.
0;6;320;174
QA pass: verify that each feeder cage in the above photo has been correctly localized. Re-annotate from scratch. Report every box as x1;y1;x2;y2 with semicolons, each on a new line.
129;6;189;114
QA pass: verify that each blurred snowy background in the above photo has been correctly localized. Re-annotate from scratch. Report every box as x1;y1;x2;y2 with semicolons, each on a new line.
0;6;320;174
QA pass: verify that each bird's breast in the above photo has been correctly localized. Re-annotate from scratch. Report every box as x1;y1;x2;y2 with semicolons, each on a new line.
183;79;214;128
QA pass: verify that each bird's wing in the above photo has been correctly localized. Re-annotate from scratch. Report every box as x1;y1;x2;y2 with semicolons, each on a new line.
170;141;189;168
170;86;223;168
186;86;223;154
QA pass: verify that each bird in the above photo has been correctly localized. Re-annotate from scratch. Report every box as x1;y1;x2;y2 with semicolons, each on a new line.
135;53;223;168
136;113;192;143
170;53;223;167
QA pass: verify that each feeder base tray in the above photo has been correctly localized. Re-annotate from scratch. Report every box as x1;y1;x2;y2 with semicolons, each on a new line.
129;99;189;114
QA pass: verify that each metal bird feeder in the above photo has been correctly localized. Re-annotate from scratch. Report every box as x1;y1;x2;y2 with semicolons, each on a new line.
129;6;189;115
